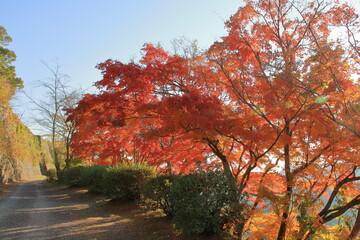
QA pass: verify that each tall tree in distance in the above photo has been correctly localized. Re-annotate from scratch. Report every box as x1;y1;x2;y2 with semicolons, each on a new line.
26;61;81;171
56;86;81;169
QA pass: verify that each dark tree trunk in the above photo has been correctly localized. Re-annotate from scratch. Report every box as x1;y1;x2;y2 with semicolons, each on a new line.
345;207;360;240
277;120;293;240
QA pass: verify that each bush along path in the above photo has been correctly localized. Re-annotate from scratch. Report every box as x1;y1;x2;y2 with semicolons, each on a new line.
57;164;247;239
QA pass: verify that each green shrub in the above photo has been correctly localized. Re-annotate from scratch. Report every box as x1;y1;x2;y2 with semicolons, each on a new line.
141;174;179;216
102;164;156;201
60;166;85;186
169;169;247;237
57;169;65;183
80;165;107;193
45;168;57;181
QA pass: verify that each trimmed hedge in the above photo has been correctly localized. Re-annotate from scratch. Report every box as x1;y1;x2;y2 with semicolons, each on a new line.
102;164;156;200
60;166;85;186
168;169;247;236
79;165;107;193
141;174;179;216
59;164;155;201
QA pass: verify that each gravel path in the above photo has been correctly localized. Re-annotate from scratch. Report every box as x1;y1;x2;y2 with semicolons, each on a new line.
0;180;149;240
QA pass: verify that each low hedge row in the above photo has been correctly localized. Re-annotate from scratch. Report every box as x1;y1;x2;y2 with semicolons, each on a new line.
54;165;248;238
57;164;155;201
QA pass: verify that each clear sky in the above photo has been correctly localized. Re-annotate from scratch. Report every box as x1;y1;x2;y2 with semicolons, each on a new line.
2;0;243;89
1;0;359;134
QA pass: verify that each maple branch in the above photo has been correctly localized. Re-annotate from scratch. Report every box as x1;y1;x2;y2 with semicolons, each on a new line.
322;195;360;223
257;126;286;159
346;21;360;58
303;191;360;240
250;156;281;212
292;143;331;176
344;207;360;240
313;182;329;204
239;154;258;188
204;138;235;182
213;59;278;130
234;147;246;179
319;170;360;218
320;107;360;138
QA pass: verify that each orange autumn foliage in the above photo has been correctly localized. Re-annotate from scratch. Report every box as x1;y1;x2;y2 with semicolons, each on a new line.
67;0;360;239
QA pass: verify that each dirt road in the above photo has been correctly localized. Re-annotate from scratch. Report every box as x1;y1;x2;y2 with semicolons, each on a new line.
0;180;153;240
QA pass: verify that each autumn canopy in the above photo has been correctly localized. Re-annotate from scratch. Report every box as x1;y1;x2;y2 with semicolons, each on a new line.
67;0;360;239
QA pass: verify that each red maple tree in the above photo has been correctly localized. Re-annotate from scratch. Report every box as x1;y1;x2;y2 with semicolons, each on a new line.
67;0;360;239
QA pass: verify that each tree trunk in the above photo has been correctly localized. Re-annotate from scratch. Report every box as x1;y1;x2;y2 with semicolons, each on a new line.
64;142;71;169
344;207;360;240
52;125;60;172
207;139;236;183
206;139;247;238
277;121;293;240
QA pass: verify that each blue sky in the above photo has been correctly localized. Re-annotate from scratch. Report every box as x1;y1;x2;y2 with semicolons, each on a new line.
2;0;242;90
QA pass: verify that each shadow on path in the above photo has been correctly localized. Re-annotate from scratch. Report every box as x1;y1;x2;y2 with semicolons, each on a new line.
0;180;147;240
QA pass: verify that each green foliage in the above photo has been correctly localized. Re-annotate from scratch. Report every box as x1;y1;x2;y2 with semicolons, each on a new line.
0;26;23;100
45;168;57;181
79;165;107;193
59;166;85;186
10;120;43;165
168;169;247;237
141;174;179;216
296;198;318;237
102;164;156;201
57;164;155;199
